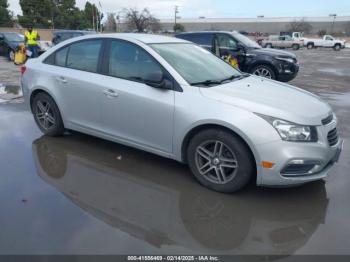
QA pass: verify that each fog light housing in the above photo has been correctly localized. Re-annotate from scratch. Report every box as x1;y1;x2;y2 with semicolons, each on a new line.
281;160;323;176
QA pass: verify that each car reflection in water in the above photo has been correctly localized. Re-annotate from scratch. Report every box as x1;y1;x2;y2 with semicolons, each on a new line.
33;133;329;255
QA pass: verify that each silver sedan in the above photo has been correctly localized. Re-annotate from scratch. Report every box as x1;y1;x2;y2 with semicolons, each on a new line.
21;34;343;193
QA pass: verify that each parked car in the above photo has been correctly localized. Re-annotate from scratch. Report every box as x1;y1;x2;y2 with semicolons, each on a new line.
0;32;25;61
52;30;97;45
21;34;342;193
304;35;346;51
262;35;303;50
176;31;299;82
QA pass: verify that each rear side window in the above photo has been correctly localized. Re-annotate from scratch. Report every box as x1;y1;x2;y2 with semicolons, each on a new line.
108;40;162;82
178;33;213;47
66;40;102;73
55;47;68;67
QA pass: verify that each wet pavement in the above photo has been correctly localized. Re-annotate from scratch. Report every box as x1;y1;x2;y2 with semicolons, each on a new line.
0;49;350;256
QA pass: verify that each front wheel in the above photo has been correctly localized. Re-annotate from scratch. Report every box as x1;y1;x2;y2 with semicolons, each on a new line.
8;49;15;61
187;129;255;193
32;92;65;136
251;65;276;80
334;44;341;51
292;44;300;50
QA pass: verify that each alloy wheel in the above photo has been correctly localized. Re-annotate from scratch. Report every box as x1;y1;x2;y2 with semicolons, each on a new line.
253;67;273;78
35;100;56;130
195;140;239;185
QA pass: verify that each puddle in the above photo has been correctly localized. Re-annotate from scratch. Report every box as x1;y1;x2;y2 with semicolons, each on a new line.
0;83;23;102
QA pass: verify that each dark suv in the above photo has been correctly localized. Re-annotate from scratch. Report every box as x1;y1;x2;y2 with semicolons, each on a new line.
0;32;24;61
176;31;299;82
52;30;96;45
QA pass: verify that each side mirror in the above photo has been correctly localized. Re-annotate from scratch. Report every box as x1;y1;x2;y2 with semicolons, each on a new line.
143;71;173;90
237;43;245;52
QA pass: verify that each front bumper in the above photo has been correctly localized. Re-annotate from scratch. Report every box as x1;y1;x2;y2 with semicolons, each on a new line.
256;121;343;187
277;62;299;82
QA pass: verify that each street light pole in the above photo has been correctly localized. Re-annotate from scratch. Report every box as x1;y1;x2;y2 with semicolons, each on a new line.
329;14;337;34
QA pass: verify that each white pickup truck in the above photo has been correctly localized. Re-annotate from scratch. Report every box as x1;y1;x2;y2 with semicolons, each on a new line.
304;35;346;51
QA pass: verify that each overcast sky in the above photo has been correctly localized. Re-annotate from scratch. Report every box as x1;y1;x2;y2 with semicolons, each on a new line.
8;0;350;18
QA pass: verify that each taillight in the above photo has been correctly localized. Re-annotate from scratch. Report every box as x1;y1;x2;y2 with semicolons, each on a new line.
20;65;27;76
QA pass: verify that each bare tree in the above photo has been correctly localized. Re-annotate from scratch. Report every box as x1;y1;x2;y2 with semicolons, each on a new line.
124;8;160;33
286;19;313;34
104;13;117;32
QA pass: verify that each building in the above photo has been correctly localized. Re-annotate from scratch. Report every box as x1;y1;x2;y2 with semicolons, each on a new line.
158;16;350;35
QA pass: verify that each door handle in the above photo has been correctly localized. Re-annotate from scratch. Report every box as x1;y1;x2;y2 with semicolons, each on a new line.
103;89;119;98
56;76;67;84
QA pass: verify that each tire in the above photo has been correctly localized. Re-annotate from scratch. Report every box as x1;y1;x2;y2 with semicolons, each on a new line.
265;43;272;48
8;49;15;61
187;129;255;193
251;64;276;80
307;43;314;49
292;44;300;50
333;44;341;51
32;92;65;136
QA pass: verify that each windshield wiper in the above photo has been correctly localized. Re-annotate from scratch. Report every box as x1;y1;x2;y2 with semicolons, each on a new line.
220;74;250;84
190;80;221;87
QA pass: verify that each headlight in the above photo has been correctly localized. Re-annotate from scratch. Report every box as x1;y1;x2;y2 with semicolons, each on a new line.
257;115;318;142
276;56;295;64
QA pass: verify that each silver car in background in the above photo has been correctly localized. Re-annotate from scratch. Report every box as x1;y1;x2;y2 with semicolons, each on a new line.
21;34;343;193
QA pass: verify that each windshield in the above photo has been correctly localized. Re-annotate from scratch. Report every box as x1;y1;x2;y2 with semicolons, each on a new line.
3;33;24;42
232;32;261;49
150;43;242;86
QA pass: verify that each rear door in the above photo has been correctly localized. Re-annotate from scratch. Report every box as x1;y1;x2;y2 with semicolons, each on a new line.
46;39;106;131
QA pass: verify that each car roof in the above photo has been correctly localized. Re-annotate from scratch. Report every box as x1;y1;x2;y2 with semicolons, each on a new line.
72;33;189;44
54;30;96;34
177;31;236;35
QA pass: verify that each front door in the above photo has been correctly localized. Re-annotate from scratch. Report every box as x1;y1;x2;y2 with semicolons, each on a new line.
101;40;175;154
215;33;245;69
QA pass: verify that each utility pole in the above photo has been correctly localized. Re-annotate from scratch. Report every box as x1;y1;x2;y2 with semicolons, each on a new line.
174;5;179;31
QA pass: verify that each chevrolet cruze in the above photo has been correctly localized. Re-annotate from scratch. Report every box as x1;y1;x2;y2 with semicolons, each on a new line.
21;34;343;193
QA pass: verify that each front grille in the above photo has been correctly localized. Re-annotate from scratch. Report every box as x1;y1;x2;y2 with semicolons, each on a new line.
327;128;339;146
322;114;333;125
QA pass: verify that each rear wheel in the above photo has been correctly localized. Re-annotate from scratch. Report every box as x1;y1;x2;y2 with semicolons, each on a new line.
187;129;255;193
32;92;65;136
251;64;276;80
307;43;314;49
265;43;272;48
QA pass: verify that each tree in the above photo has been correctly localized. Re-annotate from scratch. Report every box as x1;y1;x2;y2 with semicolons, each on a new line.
174;23;185;33
0;0;13;26
18;0;53;28
286;19;313;34
82;1;103;31
104;13;117;32
124;8;160;33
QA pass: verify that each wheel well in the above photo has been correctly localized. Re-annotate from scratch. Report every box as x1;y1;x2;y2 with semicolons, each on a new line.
29;89;51;112
307;42;314;46
181;124;256;166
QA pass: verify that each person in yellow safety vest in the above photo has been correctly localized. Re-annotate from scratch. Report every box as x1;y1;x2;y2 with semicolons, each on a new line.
24;25;40;58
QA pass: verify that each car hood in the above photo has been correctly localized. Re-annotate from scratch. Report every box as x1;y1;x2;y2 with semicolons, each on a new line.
248;47;297;58
199;76;331;125
8;41;23;49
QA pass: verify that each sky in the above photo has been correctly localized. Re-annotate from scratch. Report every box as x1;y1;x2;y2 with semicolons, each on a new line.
7;0;350;19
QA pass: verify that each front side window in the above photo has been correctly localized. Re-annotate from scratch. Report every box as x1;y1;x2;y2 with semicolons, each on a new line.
150;43;241;85
66;40;102;73
108;40;163;82
217;34;237;50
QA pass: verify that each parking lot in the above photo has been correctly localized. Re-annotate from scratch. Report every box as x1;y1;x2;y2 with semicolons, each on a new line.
0;48;350;256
